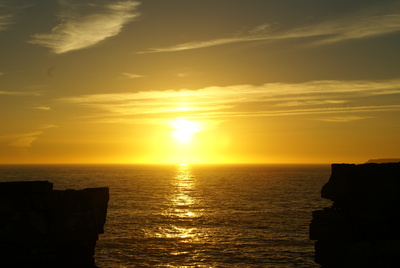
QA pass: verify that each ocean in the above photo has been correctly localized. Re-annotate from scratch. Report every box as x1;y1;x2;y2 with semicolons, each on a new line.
0;164;332;267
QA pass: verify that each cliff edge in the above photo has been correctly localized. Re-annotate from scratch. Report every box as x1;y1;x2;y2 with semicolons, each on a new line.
310;162;400;268
0;181;109;268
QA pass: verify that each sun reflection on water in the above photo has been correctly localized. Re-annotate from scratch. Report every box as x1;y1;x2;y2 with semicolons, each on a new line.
167;164;199;219
148;164;204;243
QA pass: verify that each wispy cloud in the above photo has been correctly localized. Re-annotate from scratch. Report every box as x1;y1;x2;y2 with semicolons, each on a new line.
140;3;400;53
59;78;400;123
121;72;145;79
0;125;57;153
0;1;23;31
29;0;140;54
316;115;373;122
32;106;51;111
8;131;43;149
40;124;58;129
0;1;31;32
0;14;12;32
275;100;348;107
219;105;400;118
303;13;400;45
0;131;43;154
0;90;41;96
139;34;271;54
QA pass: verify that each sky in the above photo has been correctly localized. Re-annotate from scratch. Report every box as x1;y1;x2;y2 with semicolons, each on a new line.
0;0;399;164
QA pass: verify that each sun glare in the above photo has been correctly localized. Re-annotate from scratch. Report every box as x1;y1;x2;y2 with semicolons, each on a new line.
170;119;201;143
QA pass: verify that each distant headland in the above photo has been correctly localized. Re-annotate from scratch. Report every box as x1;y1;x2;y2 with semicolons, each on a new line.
365;158;400;163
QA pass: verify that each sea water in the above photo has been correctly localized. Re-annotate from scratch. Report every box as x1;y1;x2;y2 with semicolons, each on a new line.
0;164;332;267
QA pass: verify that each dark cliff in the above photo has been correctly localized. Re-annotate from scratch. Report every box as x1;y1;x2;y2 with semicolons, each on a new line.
310;163;400;267
0;181;109;268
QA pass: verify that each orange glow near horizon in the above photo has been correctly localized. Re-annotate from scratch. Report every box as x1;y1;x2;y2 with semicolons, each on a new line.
130;117;233;164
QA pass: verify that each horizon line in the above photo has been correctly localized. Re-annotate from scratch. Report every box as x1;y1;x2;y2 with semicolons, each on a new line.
0;162;358;165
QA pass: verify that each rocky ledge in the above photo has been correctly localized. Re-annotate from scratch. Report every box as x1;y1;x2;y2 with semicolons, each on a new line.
310;162;400;268
0;181;109;268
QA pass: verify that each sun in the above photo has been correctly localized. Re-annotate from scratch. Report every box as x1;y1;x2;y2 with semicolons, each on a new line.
170;119;201;143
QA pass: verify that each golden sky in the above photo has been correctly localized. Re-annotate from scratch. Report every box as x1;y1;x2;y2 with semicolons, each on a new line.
1;0;400;164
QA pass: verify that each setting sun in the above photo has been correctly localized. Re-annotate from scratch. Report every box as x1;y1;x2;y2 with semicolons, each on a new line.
170;119;202;143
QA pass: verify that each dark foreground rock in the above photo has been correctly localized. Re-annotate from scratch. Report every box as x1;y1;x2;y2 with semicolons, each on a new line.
0;181;109;268
310;162;400;268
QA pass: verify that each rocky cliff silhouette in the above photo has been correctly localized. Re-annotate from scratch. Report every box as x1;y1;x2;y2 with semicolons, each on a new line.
0;181;109;268
310;162;400;267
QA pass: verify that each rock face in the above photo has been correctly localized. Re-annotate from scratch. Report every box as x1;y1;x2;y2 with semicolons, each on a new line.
0;181;109;267
310;163;400;268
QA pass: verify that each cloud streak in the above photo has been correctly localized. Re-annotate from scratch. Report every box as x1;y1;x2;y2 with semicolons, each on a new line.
0;2;15;32
8;131;43;149
32;106;51;110
59;78;400;123
29;0;140;54
0;125;58;153
140;3;400;53
0;14;12;32
0;131;44;154
0;90;41;96
0;1;29;31
316;115;373;123
121;72;146;79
